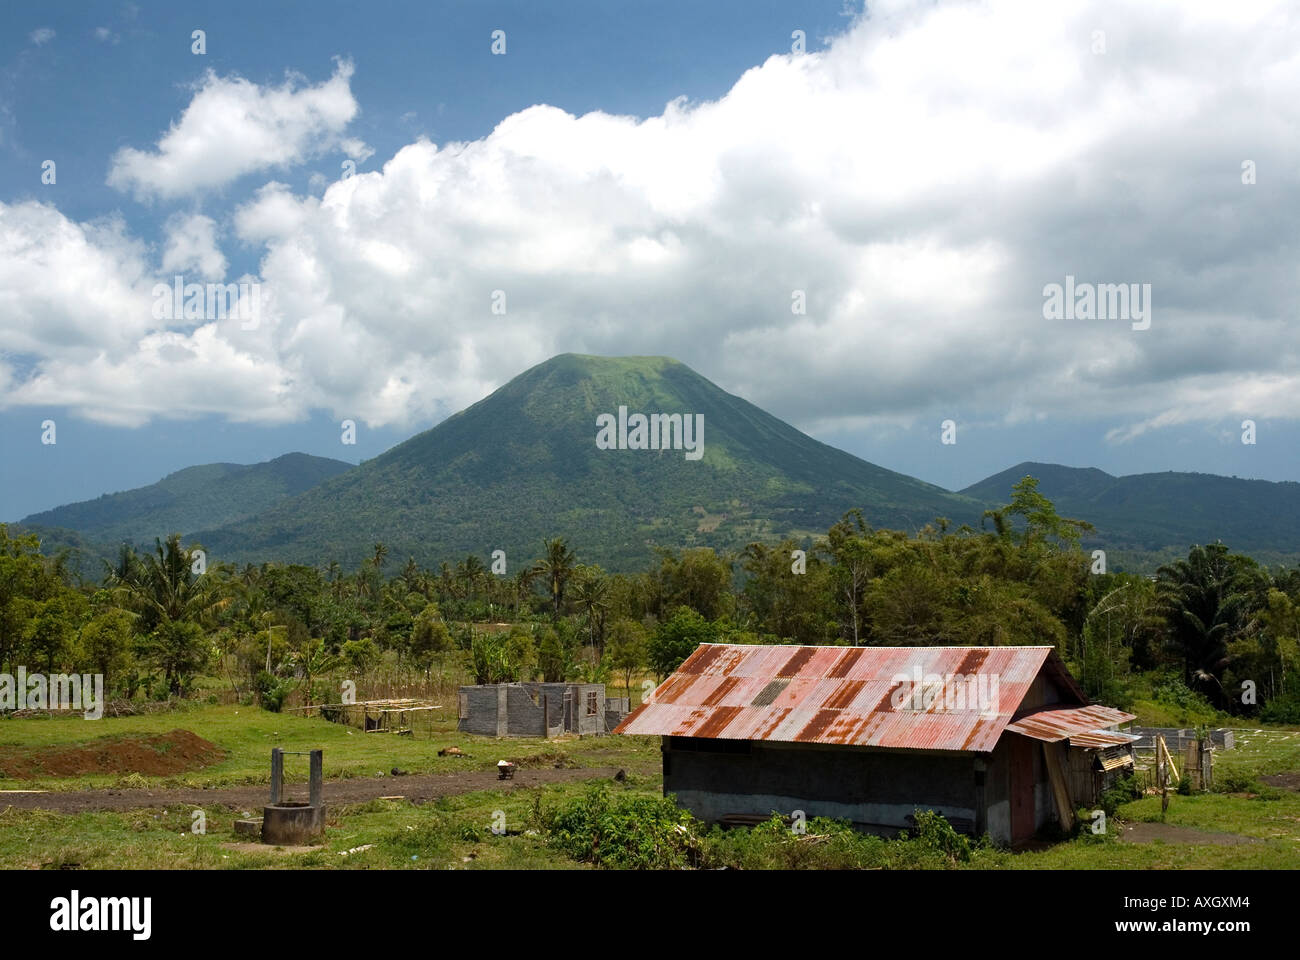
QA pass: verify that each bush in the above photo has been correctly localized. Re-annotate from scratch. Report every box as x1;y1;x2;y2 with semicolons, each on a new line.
703;814;891;870
1259;693;1300;724
905;809;973;863
547;786;701;869
252;670;291;712
1212;767;1259;794
1099;772;1141;816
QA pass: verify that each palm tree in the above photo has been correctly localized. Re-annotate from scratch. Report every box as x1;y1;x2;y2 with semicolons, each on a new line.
111;533;226;694
371;542;388;571
438;562;456;601
512;566;541;616
458;554;486;604
294;639;344;708
102;542;138;584
573;569;610;654
539;538;577;618
1155;542;1261;704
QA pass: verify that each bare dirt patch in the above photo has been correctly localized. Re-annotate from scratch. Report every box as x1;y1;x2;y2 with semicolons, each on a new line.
0;730;223;779
1259;771;1300;792
509;750;579;769
1118;822;1259;845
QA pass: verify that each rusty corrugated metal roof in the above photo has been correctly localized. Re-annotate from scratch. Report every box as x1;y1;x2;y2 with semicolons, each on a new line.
1068;729;1141;749
614;643;1089;753
1004;704;1137;743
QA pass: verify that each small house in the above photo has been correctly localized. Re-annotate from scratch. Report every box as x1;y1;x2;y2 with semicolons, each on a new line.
458;682;629;738
614;643;1137;845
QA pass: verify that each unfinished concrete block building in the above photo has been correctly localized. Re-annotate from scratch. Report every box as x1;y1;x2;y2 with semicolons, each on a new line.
616;643;1137;846
458;682;629;737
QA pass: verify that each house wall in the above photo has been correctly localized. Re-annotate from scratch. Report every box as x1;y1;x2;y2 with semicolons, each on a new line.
457;682;612;736
570;683;606;735
507;683;567;737
983;733;1059;845
984;737;1010;844
457;685;503;737
1067;746;1097;808
663;737;978;837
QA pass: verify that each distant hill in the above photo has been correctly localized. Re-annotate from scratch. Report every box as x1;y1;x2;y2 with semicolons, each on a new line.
18;361;1299;578
17;452;354;568
961;462;1300;569
196;354;985;569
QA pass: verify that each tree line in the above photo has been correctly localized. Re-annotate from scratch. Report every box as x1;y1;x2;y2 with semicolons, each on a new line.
2;477;1297;720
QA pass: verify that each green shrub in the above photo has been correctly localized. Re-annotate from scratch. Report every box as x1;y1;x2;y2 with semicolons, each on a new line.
1212;768;1258;794
547;785;701;869
1259;693;1300;724
905;809;973;863
702;814;891;870
252;670;291;712
1099;772;1141;816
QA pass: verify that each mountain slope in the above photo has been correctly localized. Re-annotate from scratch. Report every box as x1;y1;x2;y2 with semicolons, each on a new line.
962;462;1300;566
198;355;985;569
18;452;354;552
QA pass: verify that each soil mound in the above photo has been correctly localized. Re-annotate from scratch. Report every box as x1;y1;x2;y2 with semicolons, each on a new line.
0;729;223;779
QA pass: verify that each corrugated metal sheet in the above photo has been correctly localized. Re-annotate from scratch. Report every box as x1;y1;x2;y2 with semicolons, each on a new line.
1068;730;1142;749
614;643;1075;753
1004;704;1137;743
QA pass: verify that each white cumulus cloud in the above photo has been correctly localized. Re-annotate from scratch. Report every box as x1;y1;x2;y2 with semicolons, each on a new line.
4;0;1299;441
107;59;361;201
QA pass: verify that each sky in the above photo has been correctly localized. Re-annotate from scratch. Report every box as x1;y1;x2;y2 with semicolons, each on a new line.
2;0;1298;521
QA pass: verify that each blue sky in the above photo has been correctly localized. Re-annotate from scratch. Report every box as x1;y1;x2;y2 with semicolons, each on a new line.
2;0;1298;520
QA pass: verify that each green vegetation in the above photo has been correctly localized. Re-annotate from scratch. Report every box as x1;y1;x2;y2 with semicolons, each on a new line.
3;466;1299;728
962;461;1300;569
18;453;353;575
4;420;1300;871
18;359;1300;579
0;702;1296;869
0;703;661;793
195;354;985;570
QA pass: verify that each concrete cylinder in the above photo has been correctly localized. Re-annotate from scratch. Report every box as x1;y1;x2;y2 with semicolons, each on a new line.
261;801;327;845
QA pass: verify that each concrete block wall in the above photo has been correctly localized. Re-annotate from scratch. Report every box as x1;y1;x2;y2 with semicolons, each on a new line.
457;685;502;736
457;682;617;737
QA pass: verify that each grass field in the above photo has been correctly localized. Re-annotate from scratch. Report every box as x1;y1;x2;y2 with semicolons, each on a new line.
0;704;657;792
1;705;1298;870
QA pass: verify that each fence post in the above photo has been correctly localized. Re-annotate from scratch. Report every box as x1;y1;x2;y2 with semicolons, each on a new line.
270;748;283;804
309;749;322;808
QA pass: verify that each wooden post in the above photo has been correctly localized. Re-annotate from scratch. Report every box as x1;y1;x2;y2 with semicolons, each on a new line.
309;750;322;808
543;693;549;738
1042;743;1075;832
1157;735;1170;814
270;748;283;804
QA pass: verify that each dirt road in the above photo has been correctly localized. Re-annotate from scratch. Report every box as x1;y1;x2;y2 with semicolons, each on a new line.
0;765;624;814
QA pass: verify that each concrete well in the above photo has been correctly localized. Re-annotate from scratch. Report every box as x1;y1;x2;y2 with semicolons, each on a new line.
261;801;327;846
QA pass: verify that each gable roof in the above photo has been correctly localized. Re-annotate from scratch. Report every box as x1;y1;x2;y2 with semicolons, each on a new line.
614;643;1090;753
